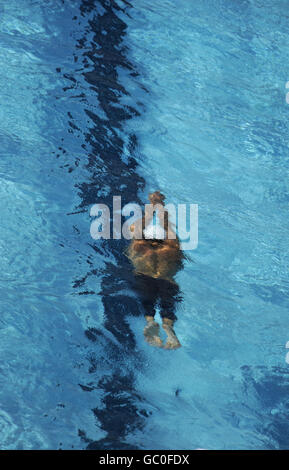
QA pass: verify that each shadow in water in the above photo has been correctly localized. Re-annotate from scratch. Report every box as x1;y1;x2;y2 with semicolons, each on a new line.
64;0;149;449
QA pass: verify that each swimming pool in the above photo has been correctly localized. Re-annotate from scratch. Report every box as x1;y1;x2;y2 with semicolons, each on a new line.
0;0;289;450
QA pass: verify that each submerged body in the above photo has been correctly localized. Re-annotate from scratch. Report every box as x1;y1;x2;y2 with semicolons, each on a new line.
127;191;184;349
127;238;183;282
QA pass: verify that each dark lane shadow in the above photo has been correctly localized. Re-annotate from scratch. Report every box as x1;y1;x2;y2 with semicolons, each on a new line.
64;0;149;449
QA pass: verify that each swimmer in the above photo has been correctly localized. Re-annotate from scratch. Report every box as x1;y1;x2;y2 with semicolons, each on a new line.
126;191;184;349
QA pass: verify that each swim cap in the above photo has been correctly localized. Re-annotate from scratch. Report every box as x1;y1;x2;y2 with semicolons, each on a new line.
143;223;165;240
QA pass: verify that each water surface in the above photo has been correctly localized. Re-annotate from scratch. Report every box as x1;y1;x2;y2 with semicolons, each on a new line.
0;0;289;450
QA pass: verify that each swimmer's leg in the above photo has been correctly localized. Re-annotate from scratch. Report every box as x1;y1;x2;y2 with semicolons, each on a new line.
158;279;182;349
133;275;162;347
162;318;181;349
144;315;163;348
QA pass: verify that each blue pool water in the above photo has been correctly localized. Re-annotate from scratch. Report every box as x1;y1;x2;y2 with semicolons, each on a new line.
0;0;289;450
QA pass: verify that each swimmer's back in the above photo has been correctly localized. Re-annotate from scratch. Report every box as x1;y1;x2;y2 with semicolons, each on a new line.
128;239;183;282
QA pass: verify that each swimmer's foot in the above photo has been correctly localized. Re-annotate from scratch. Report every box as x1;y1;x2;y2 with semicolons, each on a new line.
162;318;181;350
144;317;163;347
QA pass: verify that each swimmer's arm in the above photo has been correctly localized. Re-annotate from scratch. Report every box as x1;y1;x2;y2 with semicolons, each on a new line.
163;210;179;241
130;215;147;238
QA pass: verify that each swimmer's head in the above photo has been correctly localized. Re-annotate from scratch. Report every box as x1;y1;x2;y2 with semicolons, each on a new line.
148;191;165;206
